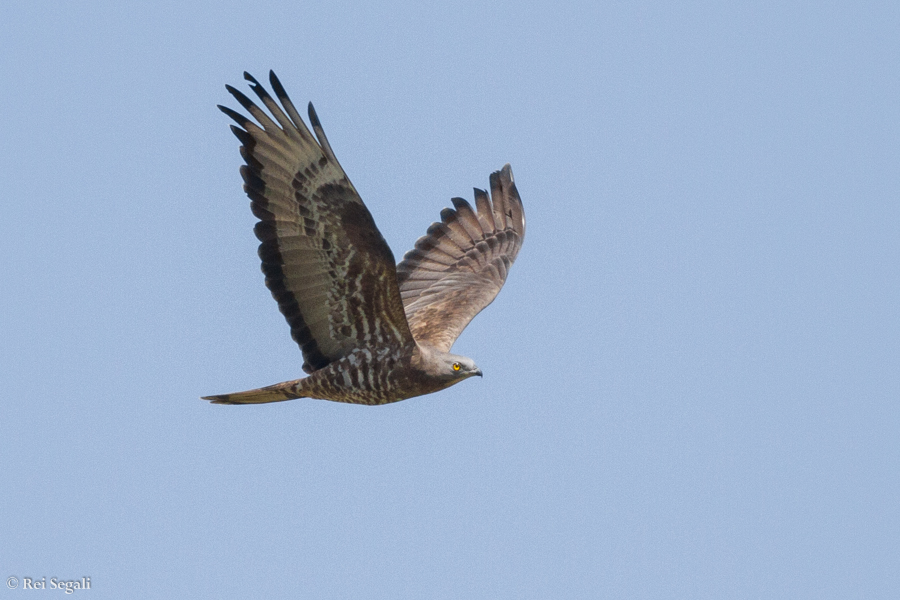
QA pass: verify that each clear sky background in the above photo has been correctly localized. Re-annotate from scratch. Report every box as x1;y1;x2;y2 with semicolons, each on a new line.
2;1;898;598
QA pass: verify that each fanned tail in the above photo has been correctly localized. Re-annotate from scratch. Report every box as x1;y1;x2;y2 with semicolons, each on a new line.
202;380;304;405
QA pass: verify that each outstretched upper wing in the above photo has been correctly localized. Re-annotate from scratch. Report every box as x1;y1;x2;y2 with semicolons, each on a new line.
219;71;413;373
396;165;525;352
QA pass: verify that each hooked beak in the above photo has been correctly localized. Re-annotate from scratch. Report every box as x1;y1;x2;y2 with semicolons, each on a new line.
474;368;483;378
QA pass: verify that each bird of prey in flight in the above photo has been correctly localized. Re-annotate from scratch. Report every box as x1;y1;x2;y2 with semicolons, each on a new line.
203;71;525;405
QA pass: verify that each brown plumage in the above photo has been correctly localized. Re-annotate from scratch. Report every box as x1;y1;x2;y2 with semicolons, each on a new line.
203;71;525;406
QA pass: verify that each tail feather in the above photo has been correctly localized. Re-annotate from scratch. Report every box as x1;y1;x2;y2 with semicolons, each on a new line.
202;380;304;405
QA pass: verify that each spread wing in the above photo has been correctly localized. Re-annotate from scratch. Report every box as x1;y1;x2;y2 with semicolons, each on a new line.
396;164;525;352
219;71;413;373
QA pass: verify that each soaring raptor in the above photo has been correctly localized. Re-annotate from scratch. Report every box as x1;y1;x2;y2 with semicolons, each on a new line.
203;71;525;405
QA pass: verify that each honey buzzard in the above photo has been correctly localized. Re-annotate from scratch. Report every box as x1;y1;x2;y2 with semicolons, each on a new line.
203;72;525;405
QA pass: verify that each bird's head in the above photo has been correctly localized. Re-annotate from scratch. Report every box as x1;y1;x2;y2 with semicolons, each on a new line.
441;354;483;381
418;346;483;384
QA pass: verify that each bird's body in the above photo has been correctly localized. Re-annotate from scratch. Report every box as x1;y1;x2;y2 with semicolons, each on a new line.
214;345;477;406
204;71;525;406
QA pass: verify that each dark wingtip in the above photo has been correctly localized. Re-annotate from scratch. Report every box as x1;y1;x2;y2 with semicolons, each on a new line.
242;71;276;106
218;105;250;127
269;70;288;98
308;102;321;128
224;85;258;113
491;163;514;185
450;197;472;212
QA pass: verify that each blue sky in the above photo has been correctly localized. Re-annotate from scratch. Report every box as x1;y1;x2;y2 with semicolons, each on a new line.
2;1;899;598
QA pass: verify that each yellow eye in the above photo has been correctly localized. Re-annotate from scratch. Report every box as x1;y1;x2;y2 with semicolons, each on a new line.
452;362;461;371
